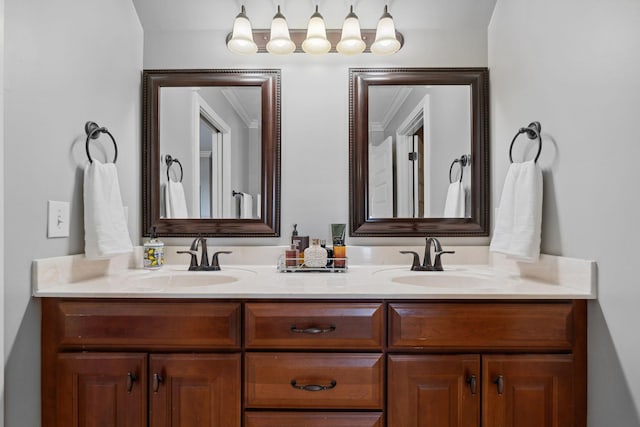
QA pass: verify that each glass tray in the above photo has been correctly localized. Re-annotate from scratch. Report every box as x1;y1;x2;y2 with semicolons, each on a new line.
277;255;348;273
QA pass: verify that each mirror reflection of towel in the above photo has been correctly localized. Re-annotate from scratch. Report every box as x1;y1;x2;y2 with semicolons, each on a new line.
83;160;133;259
240;192;253;219
444;181;465;217
166;180;188;218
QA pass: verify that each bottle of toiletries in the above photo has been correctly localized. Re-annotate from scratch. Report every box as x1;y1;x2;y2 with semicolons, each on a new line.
330;223;347;268
143;226;164;270
304;239;328;268
291;224;309;264
321;240;334;267
285;242;300;267
333;238;347;269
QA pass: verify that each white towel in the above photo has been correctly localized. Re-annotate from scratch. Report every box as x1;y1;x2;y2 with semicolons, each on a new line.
83;160;133;259
444;181;465;217
256;193;261;218
240;192;253;219
490;160;543;262
167;180;188;218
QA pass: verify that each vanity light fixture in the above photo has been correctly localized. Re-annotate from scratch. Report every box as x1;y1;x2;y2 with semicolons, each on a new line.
225;4;403;55
266;5;296;55
370;5;401;55
336;5;366;55
226;5;258;55
302;5;331;55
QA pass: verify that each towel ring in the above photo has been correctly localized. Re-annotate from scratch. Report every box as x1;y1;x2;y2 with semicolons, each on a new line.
85;121;118;163
449;154;471;183
509;122;542;163
165;155;183;182
232;190;244;197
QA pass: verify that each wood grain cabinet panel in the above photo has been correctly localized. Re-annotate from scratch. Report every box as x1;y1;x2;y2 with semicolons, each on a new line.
245;302;384;349
245;353;384;409
387;354;480;427
482;354;575;427
52;300;241;350
389;302;575;351
245;412;384;427
56;353;147;427
149;354;241;427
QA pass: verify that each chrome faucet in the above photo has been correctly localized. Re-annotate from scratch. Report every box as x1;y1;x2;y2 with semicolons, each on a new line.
177;237;232;271
400;237;455;271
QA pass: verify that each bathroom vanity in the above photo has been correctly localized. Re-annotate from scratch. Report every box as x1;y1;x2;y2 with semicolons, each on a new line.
34;249;595;427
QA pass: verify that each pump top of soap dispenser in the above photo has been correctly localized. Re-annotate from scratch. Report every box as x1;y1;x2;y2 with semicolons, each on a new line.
292;224;298;237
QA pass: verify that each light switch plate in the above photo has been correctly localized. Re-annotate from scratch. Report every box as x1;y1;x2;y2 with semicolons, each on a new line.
47;200;70;238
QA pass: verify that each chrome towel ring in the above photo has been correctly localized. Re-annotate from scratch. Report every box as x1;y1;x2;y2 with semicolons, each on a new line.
85;121;118;163
509;121;542;163
165;155;183;182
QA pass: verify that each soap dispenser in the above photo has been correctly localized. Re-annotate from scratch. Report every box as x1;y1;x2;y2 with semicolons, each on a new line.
143;226;165;270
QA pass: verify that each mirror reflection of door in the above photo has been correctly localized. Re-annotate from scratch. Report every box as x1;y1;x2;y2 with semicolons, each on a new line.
199;116;223;218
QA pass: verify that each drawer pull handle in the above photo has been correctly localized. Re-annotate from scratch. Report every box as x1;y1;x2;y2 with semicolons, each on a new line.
290;379;337;392
290;325;336;334
152;373;164;393
466;375;477;395
493;375;504;396
126;372;137;393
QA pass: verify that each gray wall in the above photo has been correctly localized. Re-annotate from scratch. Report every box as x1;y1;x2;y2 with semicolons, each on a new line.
3;0;143;425
143;27;489;245
489;0;640;424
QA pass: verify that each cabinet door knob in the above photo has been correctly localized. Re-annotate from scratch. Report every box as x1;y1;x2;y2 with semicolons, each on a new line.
290;379;337;392
126;372;137;393
466;375;477;395
152;373;164;393
493;375;504;396
290;325;336;334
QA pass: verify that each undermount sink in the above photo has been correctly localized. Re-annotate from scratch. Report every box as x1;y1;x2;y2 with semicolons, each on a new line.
391;273;497;289
122;270;253;291
372;267;502;289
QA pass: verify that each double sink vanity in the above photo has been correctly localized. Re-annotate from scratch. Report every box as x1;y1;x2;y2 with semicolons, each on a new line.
34;246;595;427
33;66;596;426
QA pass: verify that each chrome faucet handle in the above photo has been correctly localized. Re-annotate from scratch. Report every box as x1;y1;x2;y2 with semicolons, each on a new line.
400;251;422;271
209;251;232;271
177;250;198;271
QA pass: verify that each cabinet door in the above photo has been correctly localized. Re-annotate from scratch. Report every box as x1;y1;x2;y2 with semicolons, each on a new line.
483;355;574;427
387;354;480;427
149;354;241;427
57;353;147;427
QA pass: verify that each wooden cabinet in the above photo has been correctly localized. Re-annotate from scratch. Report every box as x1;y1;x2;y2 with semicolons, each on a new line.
387;354;480;427
387;302;586;427
43;299;242;427
42;299;586;427
57;353;147;427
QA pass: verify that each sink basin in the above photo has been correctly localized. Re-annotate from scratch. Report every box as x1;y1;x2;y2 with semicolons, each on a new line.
123;272;241;291
391;273;497;289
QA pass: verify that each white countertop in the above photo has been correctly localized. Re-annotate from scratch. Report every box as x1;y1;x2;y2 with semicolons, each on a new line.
32;246;597;300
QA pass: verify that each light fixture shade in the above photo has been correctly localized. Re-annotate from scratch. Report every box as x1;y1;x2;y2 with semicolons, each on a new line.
266;6;296;55
227;5;258;55
302;6;331;55
336;6;366;55
371;5;400;55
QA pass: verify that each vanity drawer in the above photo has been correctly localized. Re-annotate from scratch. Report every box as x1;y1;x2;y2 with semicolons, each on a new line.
388;302;575;351
245;353;384;409
245;302;384;349
50;299;241;350
245;412;384;427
